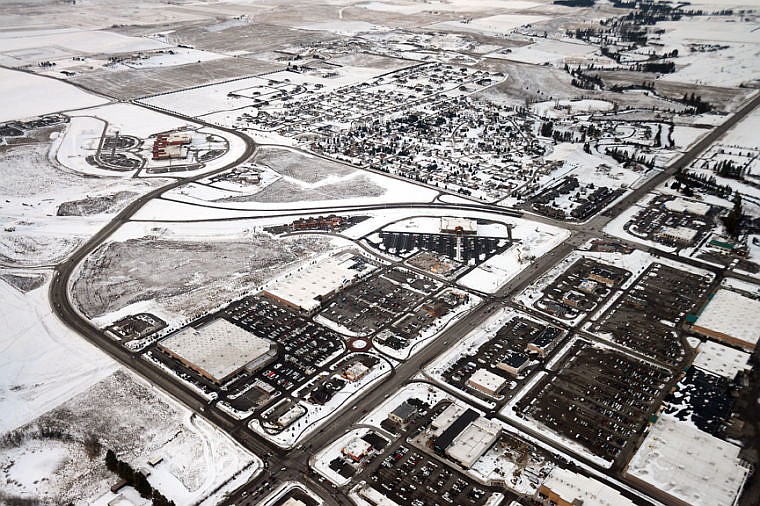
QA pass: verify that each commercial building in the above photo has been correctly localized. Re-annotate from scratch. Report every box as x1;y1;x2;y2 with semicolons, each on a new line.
433;407;479;453
657;225;699;245
496;354;529;377
526;327;562;357
445;417;501;468
342;437;373;462
588;267;625;287
664;197;710;216
152;132;192;160
430;403;468;438
440;217;477;235
263;252;375;314
343;362;370;382
388;400;417;425
158;319;276;384
624;415;750;506
466;368;508;397
692;289;760;351
539;467;637;506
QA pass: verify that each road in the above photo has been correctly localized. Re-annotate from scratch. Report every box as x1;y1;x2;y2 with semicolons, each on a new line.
45;87;760;506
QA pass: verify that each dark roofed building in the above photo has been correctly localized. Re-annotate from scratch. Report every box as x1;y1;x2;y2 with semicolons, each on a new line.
434;408;479;453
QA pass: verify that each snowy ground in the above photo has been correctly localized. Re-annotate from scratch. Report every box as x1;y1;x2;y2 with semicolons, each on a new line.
0;274;115;434
0;369;261;505
0;68;107;122
459;221;570;294
70;223;339;329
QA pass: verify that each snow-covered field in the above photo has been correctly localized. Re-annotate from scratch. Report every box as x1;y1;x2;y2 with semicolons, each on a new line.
0;274;116;433
0;369;261;505
432;14;550;36
0;68;107;122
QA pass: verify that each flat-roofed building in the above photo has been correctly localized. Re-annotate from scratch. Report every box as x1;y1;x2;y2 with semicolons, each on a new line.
664;197;710;216
445;417;501;468
692;289;760;351
263;252;375;314
466;368;507;397
624;415;750;506
540;467;637;506
657;225;698;245
440;217;477;235
496;353;529;377
158;319;276;384
430;403;467;437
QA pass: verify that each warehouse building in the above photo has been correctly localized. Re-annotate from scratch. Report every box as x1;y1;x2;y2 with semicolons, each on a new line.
466;368;508;397
263;251;375;314
445;417;501;468
664;197;710;216
624;415;750;506
692;289;760;351
539;467;637;506
158;319;276;384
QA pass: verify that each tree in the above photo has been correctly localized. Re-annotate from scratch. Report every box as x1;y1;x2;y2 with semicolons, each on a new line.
724;193;743;237
84;433;101;460
105;449;117;473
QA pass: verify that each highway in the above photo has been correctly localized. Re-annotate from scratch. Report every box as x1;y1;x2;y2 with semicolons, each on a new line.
45;87;760;506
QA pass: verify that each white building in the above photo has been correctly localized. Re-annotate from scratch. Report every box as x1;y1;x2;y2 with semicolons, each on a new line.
264;252;375;314
693;340;752;380
445;417;501;468
158;319;276;383
664;197;710;216
625;415;750;506
440;217;477;235
539;467;637;506
657;225;698;245
466;368;507;396
693;289;760;351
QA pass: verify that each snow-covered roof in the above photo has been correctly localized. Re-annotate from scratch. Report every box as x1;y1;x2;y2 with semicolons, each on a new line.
541;467;637;506
658;225;698;243
466;368;507;394
664;197;710;216
626;415;749;506
694;289;760;348
430;403;466;436
440;216;477;234
343;437;372;459
693;340;752;379
159;319;274;382
446;417;501;468
264;252;375;312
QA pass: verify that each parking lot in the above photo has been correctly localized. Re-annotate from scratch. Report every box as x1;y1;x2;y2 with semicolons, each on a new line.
368;444;494;506
517;341;671;463
592;262;712;366
222;296;345;411
533;258;630;320
320;267;439;335
378;231;505;264
442;316;564;402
